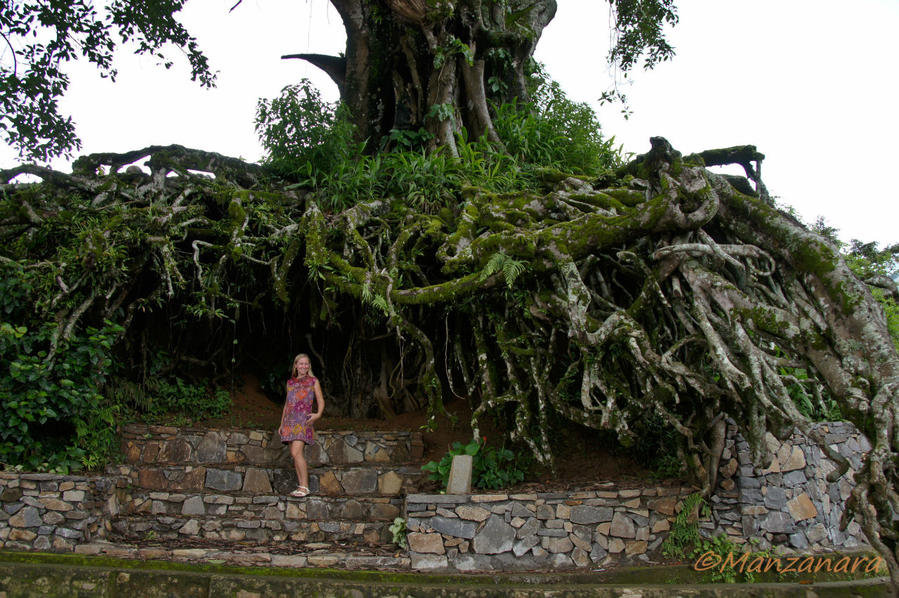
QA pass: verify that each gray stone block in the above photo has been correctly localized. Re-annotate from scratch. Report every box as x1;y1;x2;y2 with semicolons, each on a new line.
569;505;613;525
9;506;41;528
536;528;568;537
341;469;378;494
549;553;574;568
516;517;540;539
739;488;763;504
763;486;787;510
789;531;809;549
430;515;477;539
54;527;82;539
452;554;492;571
739;476;761;489
543;535;574;554
205;469;242;492
472;515;515;554
411;553;449;570
32;535;52;551
590;543;608;563
762;512;793;534
446;455;473;495
513;535;539;556
182;496;205;515
783;471;807;488
197;432;226;463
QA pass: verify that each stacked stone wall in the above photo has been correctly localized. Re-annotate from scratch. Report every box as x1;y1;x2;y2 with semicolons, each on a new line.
405;485;695;571
119;423;425;468
0;473;118;552
1;421;874;572
711;421;869;552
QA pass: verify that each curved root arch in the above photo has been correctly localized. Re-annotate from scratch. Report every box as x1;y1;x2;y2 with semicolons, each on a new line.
3;139;898;586
305;137;899;585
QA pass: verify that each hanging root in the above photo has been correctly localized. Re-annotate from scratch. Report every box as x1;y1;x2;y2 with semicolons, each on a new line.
5;140;899;588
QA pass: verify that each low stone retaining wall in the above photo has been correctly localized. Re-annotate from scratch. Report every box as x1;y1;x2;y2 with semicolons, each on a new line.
0;473;118;552
405;484;694;571
120;423;424;468
112;489;403;545
404;423;874;571
1;421;875;572
106;462;422;497
711;421;870;552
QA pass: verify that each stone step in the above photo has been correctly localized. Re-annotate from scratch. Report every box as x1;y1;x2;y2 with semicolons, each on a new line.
73;539;410;570
109;513;397;546
120;423;424;468
120;489;403;523
107;463;425;497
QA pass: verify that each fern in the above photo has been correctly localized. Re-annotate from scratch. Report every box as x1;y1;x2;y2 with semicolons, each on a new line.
361;282;391;316
480;252;529;288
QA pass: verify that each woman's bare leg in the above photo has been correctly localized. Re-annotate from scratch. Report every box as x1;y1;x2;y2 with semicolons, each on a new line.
290;440;308;488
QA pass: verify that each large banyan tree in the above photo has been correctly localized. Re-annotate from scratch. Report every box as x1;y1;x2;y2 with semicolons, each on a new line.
3;0;899;590
284;0;674;152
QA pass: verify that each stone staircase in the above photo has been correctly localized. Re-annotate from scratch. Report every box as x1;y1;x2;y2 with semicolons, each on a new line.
104;423;425;555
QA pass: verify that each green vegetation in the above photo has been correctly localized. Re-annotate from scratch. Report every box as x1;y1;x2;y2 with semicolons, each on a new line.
389;517;408;550
812;219;899;351
0;261;121;473
255;72;624;213
661;493;773;583
422;437;528;491
0;71;620;472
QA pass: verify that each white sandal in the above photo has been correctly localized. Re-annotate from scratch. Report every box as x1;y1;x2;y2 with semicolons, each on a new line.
290;486;309;498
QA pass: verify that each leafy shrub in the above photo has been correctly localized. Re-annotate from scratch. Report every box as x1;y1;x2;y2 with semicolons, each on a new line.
812;222;899;352
0;263;122;472
422;437;527;490
843;240;899;352
254;75;623;212
255;79;356;180
109;365;231;424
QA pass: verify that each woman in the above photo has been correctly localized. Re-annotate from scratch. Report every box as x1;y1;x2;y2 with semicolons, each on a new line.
278;353;325;497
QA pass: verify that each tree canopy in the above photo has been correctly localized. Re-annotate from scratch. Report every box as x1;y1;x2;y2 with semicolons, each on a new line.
0;0;214;162
1;0;676;162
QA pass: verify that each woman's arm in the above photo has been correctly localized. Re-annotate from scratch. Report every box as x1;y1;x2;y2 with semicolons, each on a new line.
277;383;290;432
309;380;325;423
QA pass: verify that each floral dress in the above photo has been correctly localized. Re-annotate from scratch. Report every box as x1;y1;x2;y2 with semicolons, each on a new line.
279;375;317;445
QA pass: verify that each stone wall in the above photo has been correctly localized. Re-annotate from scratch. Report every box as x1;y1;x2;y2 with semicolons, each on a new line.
405;484;695;571
710;421;870;552
108;490;403;545
1;421;874;572
0;472;118;552
405;422;873;571
106;462;421;499
119;423;425;468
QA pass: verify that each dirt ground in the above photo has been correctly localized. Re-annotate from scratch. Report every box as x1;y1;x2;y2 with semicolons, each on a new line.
197;373;661;490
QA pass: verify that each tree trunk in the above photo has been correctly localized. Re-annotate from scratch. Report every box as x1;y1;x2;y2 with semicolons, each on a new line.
294;0;557;150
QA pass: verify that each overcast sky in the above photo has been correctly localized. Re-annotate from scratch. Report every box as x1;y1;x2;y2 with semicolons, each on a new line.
2;0;896;246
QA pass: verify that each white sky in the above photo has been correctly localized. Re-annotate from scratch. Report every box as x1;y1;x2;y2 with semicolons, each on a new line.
2;0;896;246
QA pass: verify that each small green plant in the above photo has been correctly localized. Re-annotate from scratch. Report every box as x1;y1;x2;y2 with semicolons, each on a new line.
662;492;709;560
662;492;773;583
389;517;407;549
651;454;684;479
421;437;527;490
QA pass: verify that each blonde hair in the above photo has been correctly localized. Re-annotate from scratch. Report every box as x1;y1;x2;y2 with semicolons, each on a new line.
291;353;315;378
